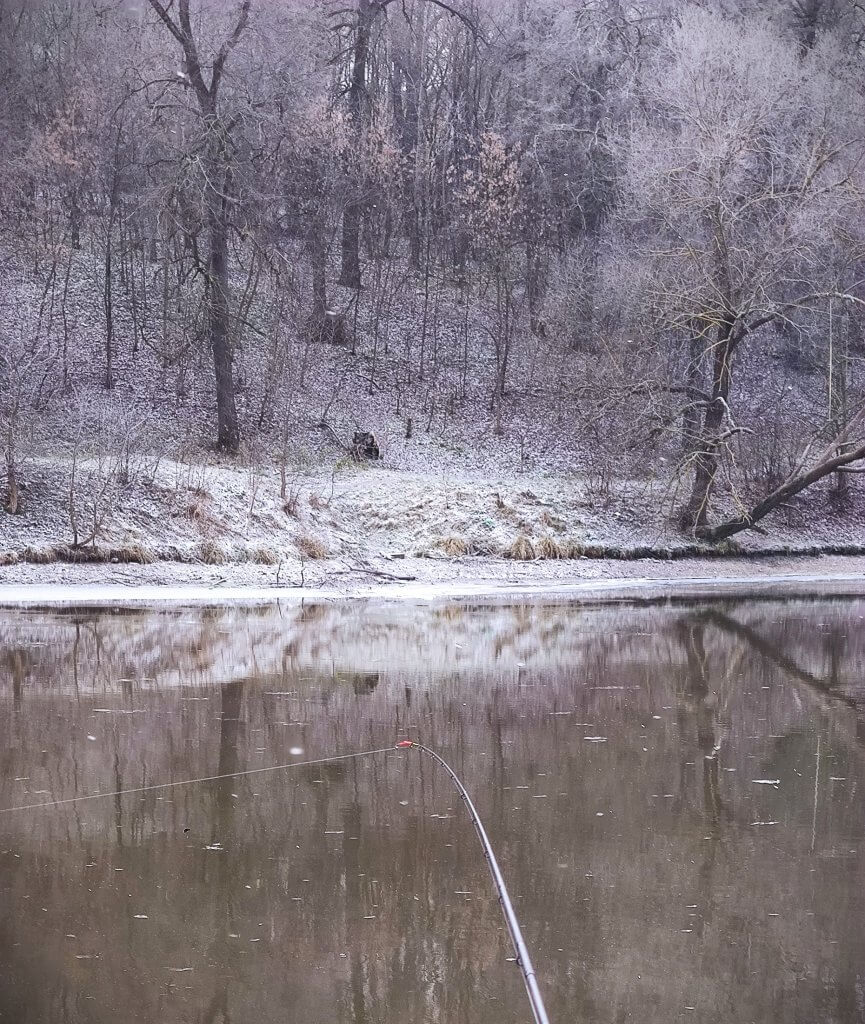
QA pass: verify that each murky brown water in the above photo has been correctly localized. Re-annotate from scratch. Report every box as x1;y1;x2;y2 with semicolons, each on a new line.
1;596;864;1024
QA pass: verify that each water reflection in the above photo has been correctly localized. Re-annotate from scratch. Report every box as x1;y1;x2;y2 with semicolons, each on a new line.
1;597;864;1024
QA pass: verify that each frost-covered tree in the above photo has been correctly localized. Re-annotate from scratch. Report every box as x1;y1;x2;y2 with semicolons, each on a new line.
612;9;865;534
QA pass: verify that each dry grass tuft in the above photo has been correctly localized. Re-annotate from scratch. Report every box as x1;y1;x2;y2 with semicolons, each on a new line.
110;543;155;565
22;545;60;564
438;536;469;556
197;538;226;565
505;536;536;561
536;535;567;559
567;541;618;559
296;533;329;560
63;546;109;563
250;545;280;565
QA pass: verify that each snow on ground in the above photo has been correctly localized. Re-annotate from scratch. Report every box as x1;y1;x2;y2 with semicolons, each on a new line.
2;453;863;568
3;556;865;607
1;448;865;594
4;238;865;590
2;560;865;603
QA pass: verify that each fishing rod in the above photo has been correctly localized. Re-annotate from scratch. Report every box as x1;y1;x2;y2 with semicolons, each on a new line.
1;739;552;1024
396;740;552;1024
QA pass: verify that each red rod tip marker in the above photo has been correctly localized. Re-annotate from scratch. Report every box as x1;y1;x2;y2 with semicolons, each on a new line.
396;740;414;748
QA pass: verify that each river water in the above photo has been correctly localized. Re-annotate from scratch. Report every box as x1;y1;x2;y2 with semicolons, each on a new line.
1;596;863;1023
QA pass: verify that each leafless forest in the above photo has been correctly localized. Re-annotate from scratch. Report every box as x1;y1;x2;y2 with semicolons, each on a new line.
2;0;865;562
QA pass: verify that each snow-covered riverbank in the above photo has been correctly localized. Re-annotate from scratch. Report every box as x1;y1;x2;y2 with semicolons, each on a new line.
2;553;865;605
3;459;864;599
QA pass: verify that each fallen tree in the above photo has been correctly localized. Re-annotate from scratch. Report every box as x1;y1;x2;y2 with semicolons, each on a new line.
697;404;865;541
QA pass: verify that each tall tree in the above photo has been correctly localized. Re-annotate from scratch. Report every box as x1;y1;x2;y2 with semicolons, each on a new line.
614;9;864;532
146;0;251;451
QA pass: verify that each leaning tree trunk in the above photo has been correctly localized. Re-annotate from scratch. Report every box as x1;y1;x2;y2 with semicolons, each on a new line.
698;429;865;542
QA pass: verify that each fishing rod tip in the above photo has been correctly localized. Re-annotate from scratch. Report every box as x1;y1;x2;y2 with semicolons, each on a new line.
396;740;415;748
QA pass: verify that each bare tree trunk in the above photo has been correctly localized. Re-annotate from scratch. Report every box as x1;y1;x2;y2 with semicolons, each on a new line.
209;183;240;451
680;320;734;530
311;215;328;325
4;445;19;515
339;199;362;289
794;0;823;52
338;0;373;289
104;216;115;389
70;198;81;251
829;305;849;497
390;12;423;271
526;241;545;336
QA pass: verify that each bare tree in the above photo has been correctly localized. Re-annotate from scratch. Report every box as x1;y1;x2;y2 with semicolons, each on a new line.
146;0;252;451
613;9;865;534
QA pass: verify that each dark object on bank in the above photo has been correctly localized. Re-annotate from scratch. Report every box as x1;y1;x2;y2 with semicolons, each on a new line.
352;431;380;461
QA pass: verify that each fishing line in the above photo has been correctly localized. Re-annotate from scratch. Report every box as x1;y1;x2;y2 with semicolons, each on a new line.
1;739;553;1023
0;746;395;814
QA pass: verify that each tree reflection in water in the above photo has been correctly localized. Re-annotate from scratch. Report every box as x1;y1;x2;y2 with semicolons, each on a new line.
1;596;864;1024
